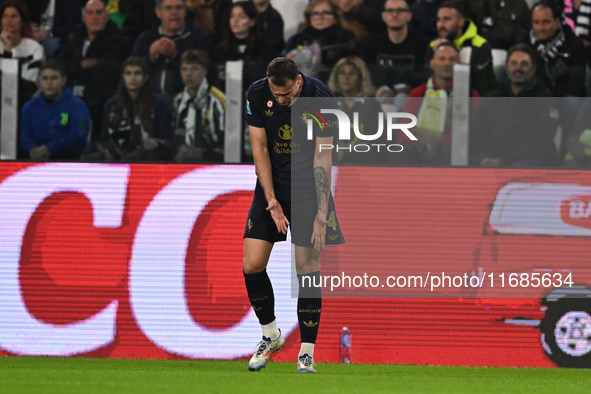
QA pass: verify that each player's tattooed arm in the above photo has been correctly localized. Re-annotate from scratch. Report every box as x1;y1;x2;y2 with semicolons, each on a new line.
314;166;330;213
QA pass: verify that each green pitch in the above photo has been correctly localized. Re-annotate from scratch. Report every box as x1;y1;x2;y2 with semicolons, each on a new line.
0;357;589;394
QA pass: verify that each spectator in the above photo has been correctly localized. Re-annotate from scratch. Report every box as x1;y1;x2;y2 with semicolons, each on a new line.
458;0;531;50
335;0;387;44
131;0;214;101
472;44;558;167
216;1;273;63
363;0;430;90
327;56;385;164
426;1;497;95
186;0;231;43
285;0;357;81
0;0;44;104
173;49;225;162
99;57;173;161
23;0;82;59
398;42;479;165
409;0;443;41
57;0;131;142
518;0;587;97
215;1;273;90
20;59;91;161
488;43;552;97
568;0;591;46
253;0;284;54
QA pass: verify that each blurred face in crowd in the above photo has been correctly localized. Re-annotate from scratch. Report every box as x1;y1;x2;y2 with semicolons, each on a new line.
1;6;23;35
156;0;187;35
253;0;270;13
506;50;535;86
269;74;303;107
181;62;207;92
40;68;67;101
430;44;459;82
123;65;148;94
309;1;336;30
337;63;360;96
436;6;464;40
382;0;411;30
83;0;109;36
532;5;560;41
230;5;255;39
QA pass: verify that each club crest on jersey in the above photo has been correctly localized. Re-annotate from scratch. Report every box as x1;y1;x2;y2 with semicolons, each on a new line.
278;124;292;140
267;100;273;108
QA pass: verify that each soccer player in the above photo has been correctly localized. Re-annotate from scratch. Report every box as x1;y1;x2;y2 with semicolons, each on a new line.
243;57;344;373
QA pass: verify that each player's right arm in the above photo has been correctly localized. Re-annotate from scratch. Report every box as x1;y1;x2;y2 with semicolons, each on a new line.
250;125;290;234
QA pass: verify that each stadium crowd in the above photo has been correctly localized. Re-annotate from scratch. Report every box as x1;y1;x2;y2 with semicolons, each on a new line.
2;0;591;167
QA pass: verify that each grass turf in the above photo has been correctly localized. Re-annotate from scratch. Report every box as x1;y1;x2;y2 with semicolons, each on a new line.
0;357;589;394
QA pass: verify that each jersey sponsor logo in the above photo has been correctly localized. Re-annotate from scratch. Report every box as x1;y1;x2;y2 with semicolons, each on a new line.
246;100;252;115
265;109;274;117
278;124;292;140
267;100;273;108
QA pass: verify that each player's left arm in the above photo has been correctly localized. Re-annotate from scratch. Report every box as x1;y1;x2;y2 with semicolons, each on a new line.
311;135;334;251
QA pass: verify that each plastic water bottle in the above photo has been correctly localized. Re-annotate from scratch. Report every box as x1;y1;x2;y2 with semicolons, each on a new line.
339;327;351;363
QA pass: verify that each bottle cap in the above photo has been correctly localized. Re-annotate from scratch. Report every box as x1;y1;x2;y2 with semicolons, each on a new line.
342;327;348;331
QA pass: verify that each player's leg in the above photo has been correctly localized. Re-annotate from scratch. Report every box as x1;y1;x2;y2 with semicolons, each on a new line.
243;238;285;371
294;245;322;373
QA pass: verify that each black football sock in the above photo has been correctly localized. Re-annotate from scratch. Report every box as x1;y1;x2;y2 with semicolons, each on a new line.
297;271;322;344
244;269;276;325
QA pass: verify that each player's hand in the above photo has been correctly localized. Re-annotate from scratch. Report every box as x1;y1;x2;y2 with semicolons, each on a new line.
311;211;328;252
266;198;289;234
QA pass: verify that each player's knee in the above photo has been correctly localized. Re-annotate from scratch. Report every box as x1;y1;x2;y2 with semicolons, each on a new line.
243;257;267;275
295;260;320;275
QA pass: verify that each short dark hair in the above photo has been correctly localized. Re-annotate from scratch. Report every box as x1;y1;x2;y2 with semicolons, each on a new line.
383;0;410;11
507;43;537;69
181;49;210;69
155;0;186;8
266;58;299;86
438;0;464;18
531;0;562;20
40;59;67;77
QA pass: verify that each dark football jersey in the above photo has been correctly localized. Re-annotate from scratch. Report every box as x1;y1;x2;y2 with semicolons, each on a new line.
246;73;336;201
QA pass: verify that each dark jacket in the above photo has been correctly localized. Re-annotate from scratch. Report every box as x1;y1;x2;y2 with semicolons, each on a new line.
285;24;358;68
131;24;215;98
57;20;131;108
101;94;173;161
19;0;82;39
21;87;91;157
261;3;285;54
472;78;558;165
410;0;443;42
518;27;587;97
459;0;531;49
119;0;158;40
